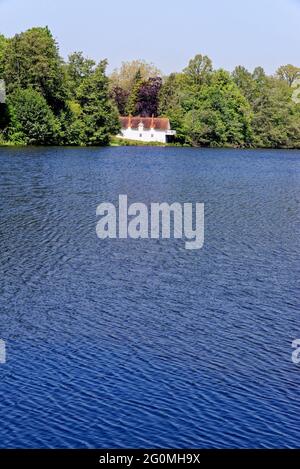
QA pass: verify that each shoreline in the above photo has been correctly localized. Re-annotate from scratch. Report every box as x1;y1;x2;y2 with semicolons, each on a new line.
1;143;300;150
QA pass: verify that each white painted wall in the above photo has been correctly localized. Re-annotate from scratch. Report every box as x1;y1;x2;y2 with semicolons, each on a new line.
119;127;168;143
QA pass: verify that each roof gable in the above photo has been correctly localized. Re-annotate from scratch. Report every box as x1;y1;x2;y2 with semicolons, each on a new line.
120;116;170;131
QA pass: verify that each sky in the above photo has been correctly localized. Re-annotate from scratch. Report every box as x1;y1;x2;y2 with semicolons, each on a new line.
0;0;299;75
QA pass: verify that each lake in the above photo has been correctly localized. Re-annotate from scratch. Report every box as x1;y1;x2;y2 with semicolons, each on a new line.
0;146;299;448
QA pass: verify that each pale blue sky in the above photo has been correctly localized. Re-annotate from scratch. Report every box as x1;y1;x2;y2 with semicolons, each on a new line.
0;0;299;74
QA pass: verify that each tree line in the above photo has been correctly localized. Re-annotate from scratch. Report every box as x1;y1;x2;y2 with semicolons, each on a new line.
0;26;300;148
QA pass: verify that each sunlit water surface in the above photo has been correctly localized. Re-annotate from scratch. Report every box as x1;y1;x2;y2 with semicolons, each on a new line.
0;147;299;448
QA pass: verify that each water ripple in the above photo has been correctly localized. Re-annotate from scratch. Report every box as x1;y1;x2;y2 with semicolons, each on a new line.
0;147;300;448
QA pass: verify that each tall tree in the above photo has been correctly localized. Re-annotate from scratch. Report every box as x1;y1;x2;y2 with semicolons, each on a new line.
232;66;256;101
110;60;161;94
66;51;96;98
136;77;162;116
251;77;300;148
184;70;253;147
183;54;213;86
158;73;187;142
2;27;67;112
0;34;8;77
276;64;300;87
252;66;266;84
110;86;129;115
76;60;120;145
7;88;57;144
125;70;143;115
159;73;180;115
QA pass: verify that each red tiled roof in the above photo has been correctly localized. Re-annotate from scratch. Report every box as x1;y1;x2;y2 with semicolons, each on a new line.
120;116;170;131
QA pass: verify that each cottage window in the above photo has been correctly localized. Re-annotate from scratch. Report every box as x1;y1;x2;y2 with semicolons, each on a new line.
139;134;142;137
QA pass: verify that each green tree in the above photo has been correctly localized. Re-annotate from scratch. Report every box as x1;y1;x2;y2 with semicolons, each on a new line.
110;60;161;94
182;70;253;146
125;70;143;115
77;60;120;145
56;105;86;145
276;64;300;87
0;34;8;77
159;73;181;115
158;73;187;142
232;66;257;101
251;77;300;148
7;88;57;144
252;66;266;84
65;51;96;98
2;27;67;112
183;54;213;87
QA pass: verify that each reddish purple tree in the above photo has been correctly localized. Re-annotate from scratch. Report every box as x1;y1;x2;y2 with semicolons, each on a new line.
136;77;162;117
110;86;129;115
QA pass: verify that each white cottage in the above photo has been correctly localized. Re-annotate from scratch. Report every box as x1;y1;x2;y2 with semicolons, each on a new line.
119;116;176;143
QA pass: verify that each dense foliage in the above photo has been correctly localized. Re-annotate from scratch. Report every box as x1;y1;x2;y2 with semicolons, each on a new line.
0;27;119;145
111;53;300;148
7;88;57;144
1;27;300;147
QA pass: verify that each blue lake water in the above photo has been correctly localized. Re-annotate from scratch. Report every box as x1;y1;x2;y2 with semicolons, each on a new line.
0;146;299;448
